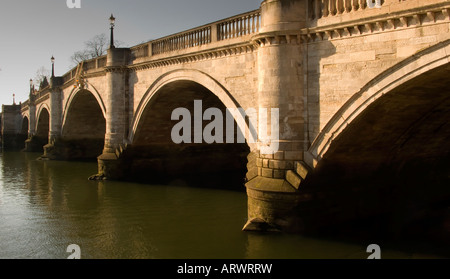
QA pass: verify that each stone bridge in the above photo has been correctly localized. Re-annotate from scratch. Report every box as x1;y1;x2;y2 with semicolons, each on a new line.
2;0;450;235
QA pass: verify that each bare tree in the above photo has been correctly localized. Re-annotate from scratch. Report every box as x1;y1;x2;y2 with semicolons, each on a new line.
70;33;123;65
33;66;50;90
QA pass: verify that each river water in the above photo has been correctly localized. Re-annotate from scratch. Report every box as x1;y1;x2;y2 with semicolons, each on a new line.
0;152;444;259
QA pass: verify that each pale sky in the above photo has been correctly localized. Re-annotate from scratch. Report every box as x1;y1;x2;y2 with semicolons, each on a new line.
0;0;261;106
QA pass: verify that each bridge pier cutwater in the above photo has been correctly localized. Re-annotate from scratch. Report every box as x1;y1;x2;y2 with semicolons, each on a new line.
2;0;450;236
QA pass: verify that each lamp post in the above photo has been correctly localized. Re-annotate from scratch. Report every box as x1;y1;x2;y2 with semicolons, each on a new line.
51;56;55;77
109;14;116;49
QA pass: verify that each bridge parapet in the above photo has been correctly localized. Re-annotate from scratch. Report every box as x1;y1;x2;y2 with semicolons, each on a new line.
309;0;449;27
34;87;51;105
61;55;107;87
305;0;450;42
20;100;30;113
130;9;261;64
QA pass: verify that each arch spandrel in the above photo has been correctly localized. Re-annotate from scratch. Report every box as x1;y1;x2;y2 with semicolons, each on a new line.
306;39;450;169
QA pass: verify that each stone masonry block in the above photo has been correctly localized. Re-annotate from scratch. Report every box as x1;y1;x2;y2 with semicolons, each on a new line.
261;168;274;178
285;151;303;161
273;169;285;179
260;153;274;159
274;151;284;160
269;160;295;170
269;159;286;169
286;170;302;190
256;158;263;167
295;161;310;180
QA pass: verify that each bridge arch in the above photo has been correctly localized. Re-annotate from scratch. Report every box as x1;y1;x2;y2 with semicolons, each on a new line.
302;40;450;238
127;69;253;189
21;116;29;137
60;87;106;160
33;105;50;150
131;69;256;150
62;86;106;128
306;39;450;168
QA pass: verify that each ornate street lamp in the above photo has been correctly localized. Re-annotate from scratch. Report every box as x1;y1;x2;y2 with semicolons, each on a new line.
109;14;116;49
51;56;55;77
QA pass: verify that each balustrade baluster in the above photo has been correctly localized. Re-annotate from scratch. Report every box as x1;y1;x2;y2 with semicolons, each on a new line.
230;19;234;38
217;24;220;40
256;14;260;32
338;0;344;14
359;0;366;9
241;17;244;35
345;0;351;12
352;0;359;11
323;0;329;17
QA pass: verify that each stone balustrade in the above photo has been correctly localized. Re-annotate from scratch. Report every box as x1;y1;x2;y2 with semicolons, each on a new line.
310;0;380;19
152;26;212;55
217;10;261;40
151;9;261;56
61;55;107;85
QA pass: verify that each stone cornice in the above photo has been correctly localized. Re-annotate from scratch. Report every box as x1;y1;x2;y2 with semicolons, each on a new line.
105;66;129;73
252;31;304;46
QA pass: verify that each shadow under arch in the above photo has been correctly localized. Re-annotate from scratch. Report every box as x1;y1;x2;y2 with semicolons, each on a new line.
130;69;257;151
298;43;450;255
17;115;30;150
21;116;29;136
59;88;106;160
125;70;255;191
62;86;106;129
32;105;50;151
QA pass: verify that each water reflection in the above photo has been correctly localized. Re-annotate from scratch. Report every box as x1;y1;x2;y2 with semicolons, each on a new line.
0;152;445;259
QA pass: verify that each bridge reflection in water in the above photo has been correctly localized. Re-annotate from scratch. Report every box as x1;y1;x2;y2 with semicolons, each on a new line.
0;152;447;259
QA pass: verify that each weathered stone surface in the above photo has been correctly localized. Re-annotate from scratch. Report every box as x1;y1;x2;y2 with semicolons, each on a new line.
286;170;302;190
242;218;281;232
295;161;310;180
